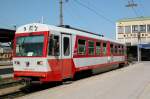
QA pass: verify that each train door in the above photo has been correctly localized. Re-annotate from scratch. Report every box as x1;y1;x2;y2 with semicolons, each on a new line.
61;33;72;79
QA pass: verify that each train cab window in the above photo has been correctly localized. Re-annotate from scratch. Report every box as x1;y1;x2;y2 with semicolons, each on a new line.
103;42;107;55
78;39;86;55
63;37;70;56
88;41;94;55
48;35;59;56
96;42;101;55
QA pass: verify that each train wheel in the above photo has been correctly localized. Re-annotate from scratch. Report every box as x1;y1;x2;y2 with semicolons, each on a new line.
119;63;125;68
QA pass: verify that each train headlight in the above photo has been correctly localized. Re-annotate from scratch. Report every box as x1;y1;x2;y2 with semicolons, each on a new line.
37;61;43;65
14;61;20;65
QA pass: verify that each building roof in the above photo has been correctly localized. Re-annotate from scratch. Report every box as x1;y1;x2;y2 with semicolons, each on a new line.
117;16;150;22
0;28;15;42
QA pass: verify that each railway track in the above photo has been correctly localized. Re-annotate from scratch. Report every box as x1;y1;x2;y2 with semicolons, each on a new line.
0;80;22;89
0;87;25;99
0;67;125;99
0;79;25;98
0;81;62;99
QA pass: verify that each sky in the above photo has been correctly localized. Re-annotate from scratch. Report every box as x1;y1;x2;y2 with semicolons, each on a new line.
0;0;150;39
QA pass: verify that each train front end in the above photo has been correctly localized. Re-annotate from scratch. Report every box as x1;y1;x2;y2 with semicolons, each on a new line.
13;23;51;83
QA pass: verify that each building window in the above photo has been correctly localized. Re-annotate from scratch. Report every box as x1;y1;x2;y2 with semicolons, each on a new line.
125;26;131;33
132;25;138;33
96;42;101;55
140;25;146;33
118;26;124;33
88;41;94;55
147;24;150;32
78;39;86;55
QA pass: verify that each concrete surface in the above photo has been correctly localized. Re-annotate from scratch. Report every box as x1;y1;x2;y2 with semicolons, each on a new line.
19;62;150;99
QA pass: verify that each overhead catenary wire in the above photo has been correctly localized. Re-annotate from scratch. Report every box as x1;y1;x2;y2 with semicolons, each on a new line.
132;7;139;17
131;0;139;16
136;0;145;17
64;1;89;26
125;0;138;17
74;0;114;24
125;0;144;62
82;0;106;15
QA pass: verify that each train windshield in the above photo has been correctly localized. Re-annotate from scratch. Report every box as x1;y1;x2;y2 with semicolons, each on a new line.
15;35;44;56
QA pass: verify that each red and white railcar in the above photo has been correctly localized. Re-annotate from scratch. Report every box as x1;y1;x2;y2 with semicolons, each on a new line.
13;23;127;83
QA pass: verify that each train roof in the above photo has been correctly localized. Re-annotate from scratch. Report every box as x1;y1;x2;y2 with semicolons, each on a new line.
16;23;124;45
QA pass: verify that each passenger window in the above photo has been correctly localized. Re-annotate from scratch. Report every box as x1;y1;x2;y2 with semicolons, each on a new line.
121;46;124;55
63;37;70;56
96;42;101;55
78;39;86;55
124;46;126;55
118;45;121;54
48;35;59;56
88;41;94;55
110;44;114;55
103;42;107;55
115;45;118;54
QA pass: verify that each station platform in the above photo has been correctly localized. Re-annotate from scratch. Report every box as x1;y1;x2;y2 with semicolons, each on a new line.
19;62;150;99
0;65;13;80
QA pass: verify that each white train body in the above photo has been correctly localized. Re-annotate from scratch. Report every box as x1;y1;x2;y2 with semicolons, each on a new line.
13;23;126;82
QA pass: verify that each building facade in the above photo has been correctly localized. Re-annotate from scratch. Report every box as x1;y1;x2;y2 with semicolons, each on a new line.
0;28;15;65
116;17;150;46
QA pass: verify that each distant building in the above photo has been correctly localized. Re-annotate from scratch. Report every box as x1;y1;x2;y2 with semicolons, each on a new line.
0;27;15;65
0;28;15;43
116;17;150;61
116;17;150;46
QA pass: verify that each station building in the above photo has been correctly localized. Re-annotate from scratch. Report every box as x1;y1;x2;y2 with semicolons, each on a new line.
116;17;150;61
